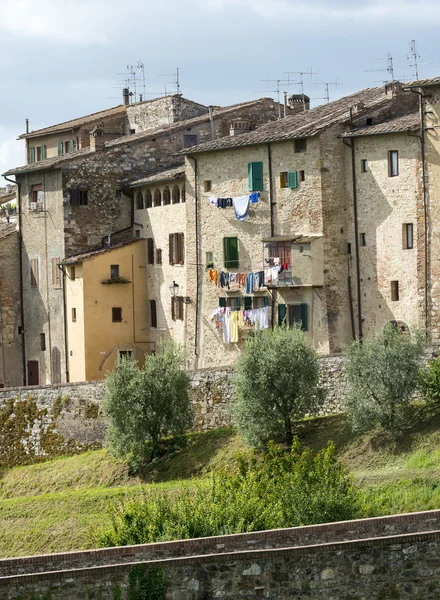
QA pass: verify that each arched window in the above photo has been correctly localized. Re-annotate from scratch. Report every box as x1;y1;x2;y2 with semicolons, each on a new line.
181;183;186;203
136;190;144;210
145;189;152;208
172;185;180;204
163;186;171;205
154;188;161;207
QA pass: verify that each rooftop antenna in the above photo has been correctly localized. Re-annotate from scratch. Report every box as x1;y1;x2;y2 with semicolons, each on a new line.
157;67;186;95
284;69;318;111
126;65;137;102
309;79;341;103
406;40;425;81
365;54;395;83
256;78;297;118
137;61;146;101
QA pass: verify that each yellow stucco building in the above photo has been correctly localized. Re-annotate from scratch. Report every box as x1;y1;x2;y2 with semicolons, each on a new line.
63;239;150;381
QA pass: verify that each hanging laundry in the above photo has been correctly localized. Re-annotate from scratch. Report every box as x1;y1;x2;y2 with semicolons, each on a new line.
220;271;230;289
223;308;231;343
209;269;219;286
233;195;251;221
246;272;254;294
230;310;240;343
217;198;232;209
208;197;217;206
250;192;259;204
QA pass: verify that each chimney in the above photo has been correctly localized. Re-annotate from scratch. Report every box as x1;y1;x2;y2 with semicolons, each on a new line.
89;124;106;152
122;88;130;106
229;120;254;136
283;92;288;118
288;94;310;113
25;119;29;134
209;106;215;140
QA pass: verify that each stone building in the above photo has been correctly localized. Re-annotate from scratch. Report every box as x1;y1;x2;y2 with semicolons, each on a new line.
3;93;283;384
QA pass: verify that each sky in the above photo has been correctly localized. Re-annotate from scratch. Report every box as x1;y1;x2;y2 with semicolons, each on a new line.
1;0;440;183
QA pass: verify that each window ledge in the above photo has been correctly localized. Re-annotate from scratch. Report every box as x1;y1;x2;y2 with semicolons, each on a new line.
101;278;132;284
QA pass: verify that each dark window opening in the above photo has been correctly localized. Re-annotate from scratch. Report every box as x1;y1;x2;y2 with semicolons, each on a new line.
136;191;144;210
169;232;185;265
110;265;119;280
299;170;305;182
366;117;374;126
154;189;161;207
145;189;152;208
223;236;239;269
183;134;198;148
40;333;46;351
403;223;414;250
294;138;307;153
163;187;171;206
360;233;366;246
204;180;212;192
388;150;399;177
72;308;77;322
70;188;89;206
156;248;162;264
361;159;368;173
150;300;157;328
112;307;122;322
147;238;154;265
391;281;399;301
172;185;180;204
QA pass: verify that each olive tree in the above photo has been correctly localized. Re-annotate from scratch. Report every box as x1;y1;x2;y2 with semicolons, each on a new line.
102;343;193;462
344;324;425;436
233;325;322;446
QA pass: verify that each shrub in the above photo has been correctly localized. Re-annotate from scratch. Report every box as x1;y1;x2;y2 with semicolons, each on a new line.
344;324;425;436
233;326;323;446
96;440;363;547
102;343;193;464
419;356;440;403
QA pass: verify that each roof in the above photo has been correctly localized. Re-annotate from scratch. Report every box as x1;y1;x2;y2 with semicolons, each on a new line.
106;98;278;149
19;105;125;139
341;111;420;138
62;238;145;265
0;223;17;240
405;77;440;88
179;86;396;154
130;166;185;187
263;234;323;243
3;148;91;176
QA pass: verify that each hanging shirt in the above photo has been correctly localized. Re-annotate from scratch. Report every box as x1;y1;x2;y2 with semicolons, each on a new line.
208;197;217;206
250;192;259;204
233;195;251;221
246;272;254;294
230;310;239;343
223;309;231;344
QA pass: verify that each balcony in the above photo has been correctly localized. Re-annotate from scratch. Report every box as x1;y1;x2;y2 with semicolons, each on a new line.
263;235;324;288
101;276;131;284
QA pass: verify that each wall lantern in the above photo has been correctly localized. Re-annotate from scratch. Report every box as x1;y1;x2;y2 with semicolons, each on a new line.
169;281;191;304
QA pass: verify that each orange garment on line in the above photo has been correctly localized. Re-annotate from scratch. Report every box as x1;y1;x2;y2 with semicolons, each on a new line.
209;269;219;286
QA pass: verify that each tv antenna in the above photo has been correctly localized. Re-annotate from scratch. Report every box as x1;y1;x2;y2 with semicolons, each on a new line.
255;78;298;118
137;61;146;101
157;66;186;95
406;40;425;81
309;79;342;103
365;54;395;83
284;69;318;111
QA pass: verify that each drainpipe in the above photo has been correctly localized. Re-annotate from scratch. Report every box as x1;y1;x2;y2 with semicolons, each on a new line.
267;143;275;238
283;92;288;118
58;262;69;382
342;131;363;340
188;155;199;357
4;174;27;385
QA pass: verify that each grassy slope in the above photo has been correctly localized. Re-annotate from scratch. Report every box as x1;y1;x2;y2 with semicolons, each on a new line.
2;409;440;558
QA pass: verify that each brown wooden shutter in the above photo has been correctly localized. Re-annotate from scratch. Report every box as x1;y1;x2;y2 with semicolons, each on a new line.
177;298;184;320
179;233;185;265
30;259;39;289
169;233;174;265
52;258;61;288
171;297;176;320
70;190;80;206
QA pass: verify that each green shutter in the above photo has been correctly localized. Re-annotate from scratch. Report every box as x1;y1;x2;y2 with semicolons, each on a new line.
300;303;308;331
69;140;75;152
263;296;269;307
278;304;287;326
219;297;227;308
244;297;252;310
29;147;35;163
57;142;63;156
223;236;239;268
41;145;47;160
248;162;263;192
287;171;298;188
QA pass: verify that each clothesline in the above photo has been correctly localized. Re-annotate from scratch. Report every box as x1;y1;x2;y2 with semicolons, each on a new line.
209;269;265;292
208;193;260;221
210;306;269;344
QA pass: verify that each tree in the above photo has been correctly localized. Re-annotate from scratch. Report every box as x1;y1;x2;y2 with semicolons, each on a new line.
344;324;425;436
233;326;322;446
419;356;440;403
102;343;193;462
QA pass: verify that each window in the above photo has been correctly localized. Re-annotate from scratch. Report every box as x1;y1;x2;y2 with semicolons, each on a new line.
172;185;180;204
52;258;61;289
361;159;368;173
35;145;46;162
248;162;263;192
294;138;307;153
171;297;184;320
135;230;141;238
40;333;46;351
31;184;43;208
183;134;198;148
136;191;144;210
360;233;366;247
278;303;308;330
204;180;212;192
223;236;239;268
29;147;35;163
118;350;134;360
112;307;122;322
154;189;161;207
403;223;414;249
181;184;186;203
388;150;399;177
58;142;63;156
163;187;171;206
145;189;152;208
150;300;157;328
70;188;89;206
206;251;213;267
110;265;119;280
280;172;288;188
252;296;269;309
72;308;77;322
64;140;74;154
156;248;162;264
391;281;399;301
287;171;298;188
147;238;154;265
30;258;39;289
347;242;352;254
366;117;374;126
169;233;185;265
70;266;76;280
299;170;305;182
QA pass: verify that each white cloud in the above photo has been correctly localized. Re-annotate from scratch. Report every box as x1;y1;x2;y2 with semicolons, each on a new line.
0;128;24;185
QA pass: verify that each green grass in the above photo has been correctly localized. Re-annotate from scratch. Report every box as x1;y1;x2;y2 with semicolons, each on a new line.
3;405;440;558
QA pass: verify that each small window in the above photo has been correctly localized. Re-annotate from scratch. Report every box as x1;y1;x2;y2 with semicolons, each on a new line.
110;265;119;280
130;128;136;134
294;138;307;153
30;258;39;289
388;150;399;177
70;266;76;281
172;185;180;204
72;308;77;322
204;180;212;192
135;230;141;238
181;184;186;203
223;236;239;269
403;223;414;250
153;189;161;207
347;242;352;255
183;134;198;148
147;238;154;265
40;333;46;351
280;172;288;188
206;251;213;268
112;307;122;322
361;159;368;173
299;170;305;182
171;297;184;320
360;233;366;247
366;117;374;126
163;187;171;206
150;300;157;328
119;350;134;361
288;303;308;330
391;281;399;302
31;184;43;207
51;258;61;289
136;191;144;210
145;189;152;208
156;248;162;264
70;189;88;206
169;233;185;265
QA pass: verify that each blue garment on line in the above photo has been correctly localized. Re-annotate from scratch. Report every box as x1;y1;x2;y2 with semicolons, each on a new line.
246;272;254;294
250;192;259;204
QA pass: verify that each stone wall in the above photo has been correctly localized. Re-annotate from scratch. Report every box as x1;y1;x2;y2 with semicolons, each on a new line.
2;511;440;599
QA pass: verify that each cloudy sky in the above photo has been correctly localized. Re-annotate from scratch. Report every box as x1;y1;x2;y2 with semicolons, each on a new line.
1;0;439;183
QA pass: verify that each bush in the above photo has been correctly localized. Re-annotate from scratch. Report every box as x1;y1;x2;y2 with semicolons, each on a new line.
233;326;323;446
96;440;363;547
102;343;193;464
344;324;425;436
419;356;440;403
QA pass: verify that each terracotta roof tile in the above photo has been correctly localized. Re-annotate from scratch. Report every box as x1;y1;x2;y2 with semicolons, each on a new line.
341;111;420;138
405;77;440;88
130;166;185;187
62;238;144;265
2;149;91;176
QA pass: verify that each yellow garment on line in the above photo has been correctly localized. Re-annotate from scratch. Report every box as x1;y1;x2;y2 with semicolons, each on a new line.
230;311;240;343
